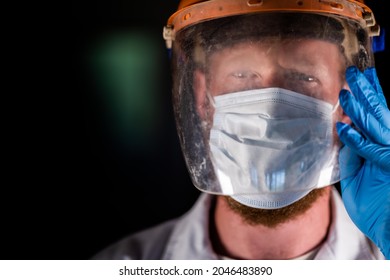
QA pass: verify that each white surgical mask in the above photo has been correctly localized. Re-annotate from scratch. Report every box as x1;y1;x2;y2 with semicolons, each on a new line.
209;87;341;209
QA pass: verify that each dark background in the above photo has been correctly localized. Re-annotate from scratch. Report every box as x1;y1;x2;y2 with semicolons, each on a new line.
1;1;388;260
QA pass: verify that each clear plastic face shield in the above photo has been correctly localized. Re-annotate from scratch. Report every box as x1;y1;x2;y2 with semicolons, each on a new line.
164;0;379;208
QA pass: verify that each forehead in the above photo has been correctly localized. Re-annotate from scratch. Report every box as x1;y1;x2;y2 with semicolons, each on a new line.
207;38;343;66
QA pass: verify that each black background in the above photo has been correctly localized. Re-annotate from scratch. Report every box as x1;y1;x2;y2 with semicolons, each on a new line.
1;1;388;260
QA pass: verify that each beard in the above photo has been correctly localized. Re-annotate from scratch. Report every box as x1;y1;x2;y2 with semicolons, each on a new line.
225;187;329;228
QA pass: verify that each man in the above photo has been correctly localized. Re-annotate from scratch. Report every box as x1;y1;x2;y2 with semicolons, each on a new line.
93;0;389;259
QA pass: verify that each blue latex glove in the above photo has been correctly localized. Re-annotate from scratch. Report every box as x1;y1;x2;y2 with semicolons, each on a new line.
336;66;390;259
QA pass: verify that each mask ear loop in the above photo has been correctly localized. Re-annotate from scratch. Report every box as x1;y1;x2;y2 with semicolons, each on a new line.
331;99;340;115
206;91;216;108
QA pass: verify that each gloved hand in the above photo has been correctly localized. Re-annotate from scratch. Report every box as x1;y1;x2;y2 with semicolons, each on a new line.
336;66;390;260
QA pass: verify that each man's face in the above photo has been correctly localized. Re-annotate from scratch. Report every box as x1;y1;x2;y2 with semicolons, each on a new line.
193;38;349;225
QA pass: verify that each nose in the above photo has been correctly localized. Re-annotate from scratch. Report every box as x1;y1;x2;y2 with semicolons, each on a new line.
260;68;286;89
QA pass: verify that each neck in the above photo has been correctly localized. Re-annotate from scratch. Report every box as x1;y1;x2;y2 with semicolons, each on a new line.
212;187;332;259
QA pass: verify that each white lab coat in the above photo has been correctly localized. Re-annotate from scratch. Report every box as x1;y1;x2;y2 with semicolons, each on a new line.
92;188;385;260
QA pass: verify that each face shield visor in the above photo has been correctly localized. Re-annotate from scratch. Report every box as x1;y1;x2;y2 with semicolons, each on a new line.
165;0;380;208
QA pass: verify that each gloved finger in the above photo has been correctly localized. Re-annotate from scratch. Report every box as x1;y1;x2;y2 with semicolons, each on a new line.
346;66;390;128
339;89;390;145
363;67;387;106
336;122;390;172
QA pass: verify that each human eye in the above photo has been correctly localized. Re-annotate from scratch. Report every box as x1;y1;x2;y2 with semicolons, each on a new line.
285;71;318;83
283;70;321;97
227;70;261;92
231;70;259;79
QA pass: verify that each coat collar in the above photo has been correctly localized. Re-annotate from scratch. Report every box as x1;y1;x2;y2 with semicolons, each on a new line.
163;188;382;259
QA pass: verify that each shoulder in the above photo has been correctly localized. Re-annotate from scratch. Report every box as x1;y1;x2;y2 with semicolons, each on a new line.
91;218;178;260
